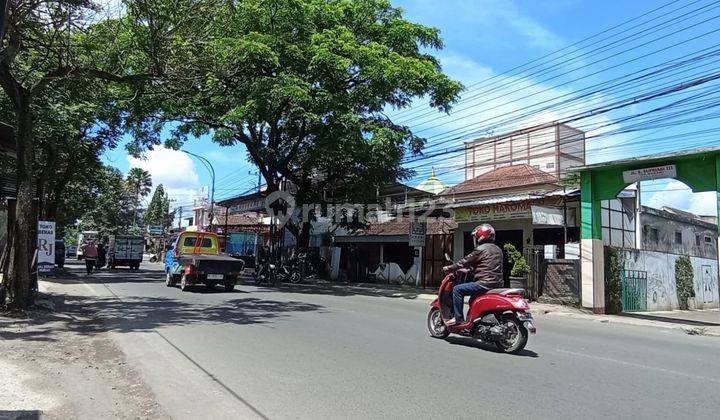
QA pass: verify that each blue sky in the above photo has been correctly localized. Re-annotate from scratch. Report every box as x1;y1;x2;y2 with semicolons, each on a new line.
103;0;719;216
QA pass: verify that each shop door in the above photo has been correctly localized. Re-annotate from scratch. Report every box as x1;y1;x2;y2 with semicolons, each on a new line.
423;234;453;288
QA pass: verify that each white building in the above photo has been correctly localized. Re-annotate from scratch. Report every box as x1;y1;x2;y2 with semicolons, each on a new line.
464;122;585;181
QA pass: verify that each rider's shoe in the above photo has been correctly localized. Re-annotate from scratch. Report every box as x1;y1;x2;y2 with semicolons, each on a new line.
445;317;462;326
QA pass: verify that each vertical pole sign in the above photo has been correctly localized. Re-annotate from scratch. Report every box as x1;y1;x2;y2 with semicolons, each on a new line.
37;221;55;276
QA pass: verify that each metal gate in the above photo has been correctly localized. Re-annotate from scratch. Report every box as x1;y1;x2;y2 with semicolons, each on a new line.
621;270;647;312
524;246;545;300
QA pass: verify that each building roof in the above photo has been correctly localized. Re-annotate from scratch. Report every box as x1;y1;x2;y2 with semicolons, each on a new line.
440;164;559;196
573;146;720;172
641;205;717;229
415;168;447;195
213;212;263;226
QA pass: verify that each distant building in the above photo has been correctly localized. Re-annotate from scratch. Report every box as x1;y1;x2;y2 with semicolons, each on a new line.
640;206;717;259
464;122;585;181
439;164;580;262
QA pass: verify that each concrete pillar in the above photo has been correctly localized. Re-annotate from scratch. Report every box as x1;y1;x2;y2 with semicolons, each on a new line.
581;171;605;313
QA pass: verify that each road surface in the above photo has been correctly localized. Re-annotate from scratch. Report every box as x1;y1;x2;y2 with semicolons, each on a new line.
51;260;720;420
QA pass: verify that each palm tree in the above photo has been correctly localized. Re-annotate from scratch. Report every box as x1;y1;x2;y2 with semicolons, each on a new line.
126;168;152;226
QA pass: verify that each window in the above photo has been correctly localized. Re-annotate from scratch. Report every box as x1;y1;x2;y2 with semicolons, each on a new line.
675;231;682;245
182;236;213;248
546;162;555;169
649;228;659;243
696;235;702;247
706;236;713;244
601;198;636;248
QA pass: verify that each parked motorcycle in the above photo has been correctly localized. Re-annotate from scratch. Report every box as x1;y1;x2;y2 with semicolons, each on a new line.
280;252;305;284
426;254;536;354
253;260;279;286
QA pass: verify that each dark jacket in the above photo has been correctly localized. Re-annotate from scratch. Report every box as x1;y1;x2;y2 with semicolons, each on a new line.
449;243;504;288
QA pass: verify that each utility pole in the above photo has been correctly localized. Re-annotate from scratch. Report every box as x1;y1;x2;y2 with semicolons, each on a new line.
182;150;215;231
177;206;183;229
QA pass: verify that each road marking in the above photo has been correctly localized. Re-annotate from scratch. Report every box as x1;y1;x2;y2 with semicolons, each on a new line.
556;349;718;383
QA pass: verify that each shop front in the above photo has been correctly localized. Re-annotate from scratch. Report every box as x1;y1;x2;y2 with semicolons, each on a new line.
451;193;580;262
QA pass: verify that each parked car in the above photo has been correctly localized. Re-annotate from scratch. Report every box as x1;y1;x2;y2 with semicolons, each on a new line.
164;231;245;292
54;240;66;268
108;235;144;270
66;245;77;258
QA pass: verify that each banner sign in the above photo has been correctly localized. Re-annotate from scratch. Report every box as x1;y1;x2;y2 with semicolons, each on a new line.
531;205;565;226
454;201;532;223
228;197;266;214
37;221;55;276
146;225;164;235
409;220;426;247
622;164;676;184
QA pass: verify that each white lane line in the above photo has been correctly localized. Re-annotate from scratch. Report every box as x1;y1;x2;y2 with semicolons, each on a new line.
556;349;718;383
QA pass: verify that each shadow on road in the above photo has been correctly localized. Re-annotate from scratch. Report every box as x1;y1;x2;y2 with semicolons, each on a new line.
0;292;324;342
444;336;539;357
239;277;434;300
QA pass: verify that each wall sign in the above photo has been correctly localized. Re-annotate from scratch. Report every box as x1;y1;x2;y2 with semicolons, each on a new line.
409;220;426;247
531;205;565;226
455;201;532;223
622;164;677;184
37;221;55;276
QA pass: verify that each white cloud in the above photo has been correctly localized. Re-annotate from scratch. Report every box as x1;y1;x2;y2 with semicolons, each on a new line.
127;147;202;205
644;180;716;216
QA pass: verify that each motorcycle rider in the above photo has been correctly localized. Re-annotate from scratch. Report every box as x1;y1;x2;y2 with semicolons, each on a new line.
442;224;504;326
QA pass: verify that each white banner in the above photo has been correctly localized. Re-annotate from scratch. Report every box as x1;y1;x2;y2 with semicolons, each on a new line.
37;221;55;275
531;205;565;226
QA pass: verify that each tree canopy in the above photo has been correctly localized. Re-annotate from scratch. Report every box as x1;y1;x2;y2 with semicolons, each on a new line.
128;0;463;245
143;184;174;229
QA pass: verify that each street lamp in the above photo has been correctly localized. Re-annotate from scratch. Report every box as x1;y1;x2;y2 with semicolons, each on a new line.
181;150;215;231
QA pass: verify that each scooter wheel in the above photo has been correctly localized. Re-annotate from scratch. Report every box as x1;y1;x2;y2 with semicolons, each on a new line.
427;308;449;339
494;316;528;354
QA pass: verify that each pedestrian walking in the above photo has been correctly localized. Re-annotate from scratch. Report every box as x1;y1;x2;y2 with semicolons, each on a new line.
82;241;98;275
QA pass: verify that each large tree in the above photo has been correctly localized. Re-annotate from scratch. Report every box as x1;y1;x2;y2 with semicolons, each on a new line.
0;0;203;308
131;0;463;246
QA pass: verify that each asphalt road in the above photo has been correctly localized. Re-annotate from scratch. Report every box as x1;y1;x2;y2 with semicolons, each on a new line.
55;260;720;420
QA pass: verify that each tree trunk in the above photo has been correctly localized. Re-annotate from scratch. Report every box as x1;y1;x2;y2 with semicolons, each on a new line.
4;98;35;309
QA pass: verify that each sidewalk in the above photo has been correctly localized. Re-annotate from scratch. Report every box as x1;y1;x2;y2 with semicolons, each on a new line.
0;279;168;420
290;277;720;337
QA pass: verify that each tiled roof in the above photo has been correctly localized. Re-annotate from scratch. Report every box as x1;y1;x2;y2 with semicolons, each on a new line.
361;217;456;236
213;211;262;226
441;164;559;196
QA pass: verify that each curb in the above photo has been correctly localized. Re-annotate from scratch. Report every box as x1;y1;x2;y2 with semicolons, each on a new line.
539;310;720;337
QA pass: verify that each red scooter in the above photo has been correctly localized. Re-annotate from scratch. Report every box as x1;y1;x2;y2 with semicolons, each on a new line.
427;258;536;354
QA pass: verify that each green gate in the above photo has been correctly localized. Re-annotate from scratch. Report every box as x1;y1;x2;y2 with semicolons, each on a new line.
621;270;647;312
